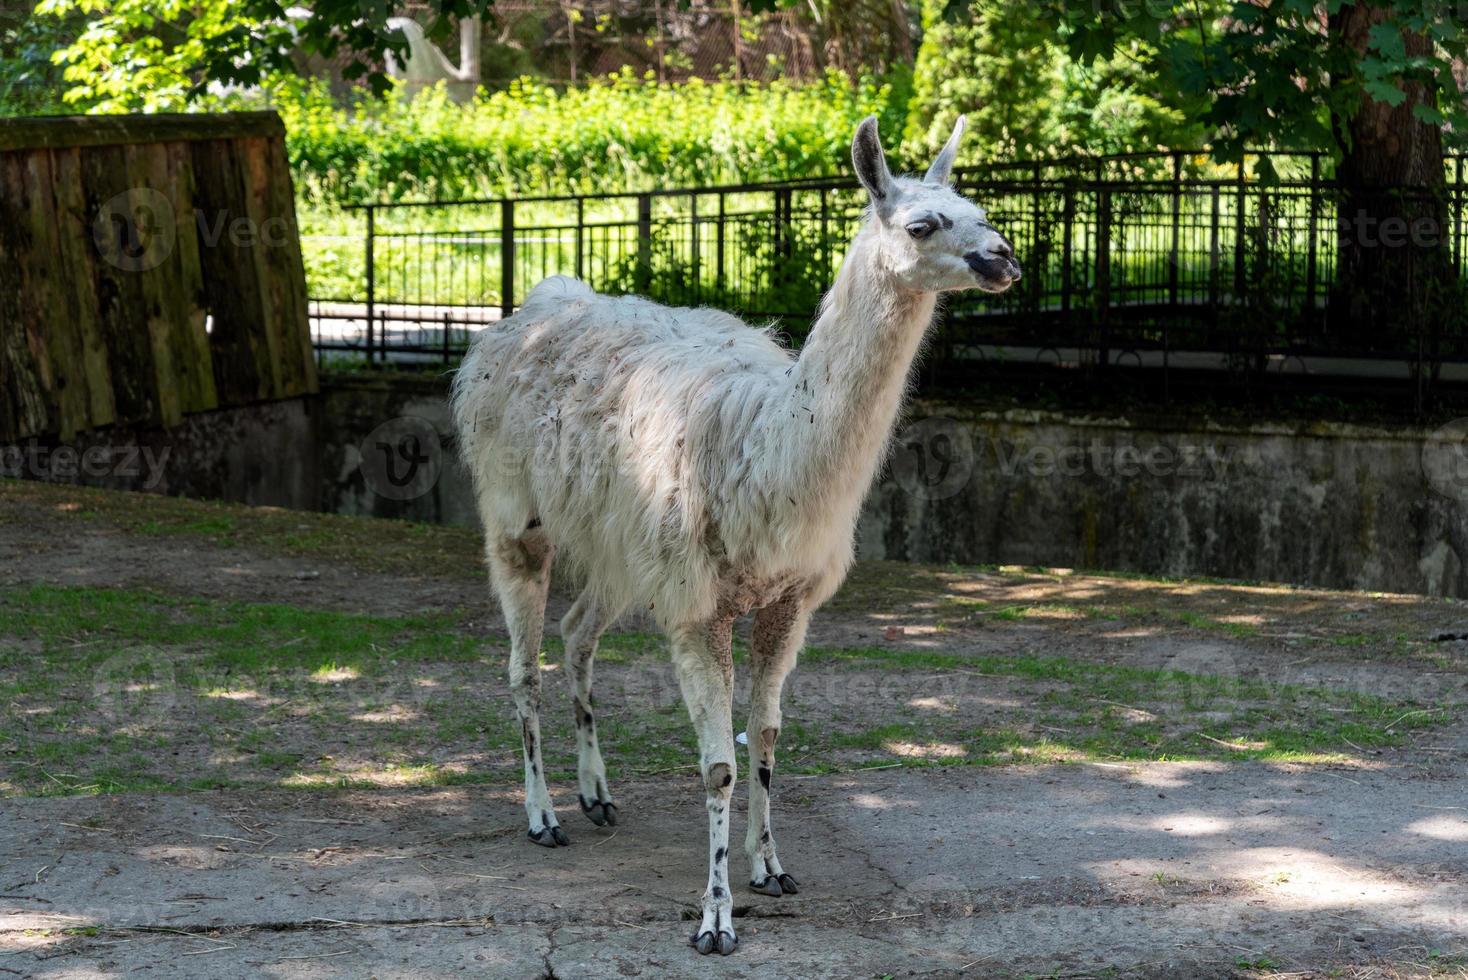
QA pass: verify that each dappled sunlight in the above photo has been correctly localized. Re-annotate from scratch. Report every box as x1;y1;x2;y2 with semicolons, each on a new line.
846;792;911;810
1101;703;1157;724
309;665;359;683
280;763;467;789
907;695;956;713
1407;814;1468;841
1097;761;1226;788
883;740;967;759
205;687;263;701
1146;812;1232;836
351;706;421;724
1242;848;1424;910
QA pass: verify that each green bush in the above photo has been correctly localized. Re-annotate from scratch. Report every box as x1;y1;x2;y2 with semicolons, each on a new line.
235;69;907;208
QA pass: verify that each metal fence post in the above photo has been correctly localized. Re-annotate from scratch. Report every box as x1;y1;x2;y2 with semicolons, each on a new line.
1169;152;1182;314
1032;162;1044;314
1234;162;1246;302
716;192;727;298
575;197;584;282
1095;187;1112;368
1060;182;1074;315
689;192;700;304
364;204;376;365
1209;184;1221;322
501;199;515;317
636;193;652;294
1306;153;1321;324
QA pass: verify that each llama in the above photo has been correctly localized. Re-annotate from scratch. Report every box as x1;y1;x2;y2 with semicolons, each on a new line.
451;115;1019;956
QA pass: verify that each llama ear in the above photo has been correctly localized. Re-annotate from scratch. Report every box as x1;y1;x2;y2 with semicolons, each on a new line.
924;115;966;186
851;115;894;206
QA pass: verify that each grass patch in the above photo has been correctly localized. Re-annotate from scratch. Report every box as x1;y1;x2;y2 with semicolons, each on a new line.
1;478;484;580
1;584;1456;798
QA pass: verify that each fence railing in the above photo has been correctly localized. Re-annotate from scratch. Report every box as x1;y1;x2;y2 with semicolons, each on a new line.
306;150;1468;405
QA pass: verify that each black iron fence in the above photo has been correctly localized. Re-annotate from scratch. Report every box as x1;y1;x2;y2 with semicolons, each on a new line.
306;150;1468;405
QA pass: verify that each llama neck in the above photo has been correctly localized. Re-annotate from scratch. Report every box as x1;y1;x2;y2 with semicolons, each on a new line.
777;226;937;502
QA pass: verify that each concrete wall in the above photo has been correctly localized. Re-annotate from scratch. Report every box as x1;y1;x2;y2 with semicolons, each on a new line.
317;377;1466;598
15;372;1466;598
3;395;318;509
860;402;1468;598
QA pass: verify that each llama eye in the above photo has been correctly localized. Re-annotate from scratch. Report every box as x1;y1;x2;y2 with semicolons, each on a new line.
904;217;939;239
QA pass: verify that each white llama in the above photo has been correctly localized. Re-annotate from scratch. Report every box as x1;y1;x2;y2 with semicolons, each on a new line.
451;115;1019;956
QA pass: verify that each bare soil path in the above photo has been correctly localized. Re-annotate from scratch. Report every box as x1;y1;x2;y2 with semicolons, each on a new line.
1;479;1466;978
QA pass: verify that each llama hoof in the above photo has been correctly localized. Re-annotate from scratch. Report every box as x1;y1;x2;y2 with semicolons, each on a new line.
749;875;783;897
776;873;800;894
528;825;570;847
691;929;737;956
579;795;618;827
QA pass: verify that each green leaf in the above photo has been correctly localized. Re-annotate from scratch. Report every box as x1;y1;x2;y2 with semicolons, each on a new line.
1365;23;1407;64
1363;78;1407;107
1412;103;1446;126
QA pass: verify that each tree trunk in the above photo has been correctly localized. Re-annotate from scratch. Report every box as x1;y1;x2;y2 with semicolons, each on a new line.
1328;3;1455;357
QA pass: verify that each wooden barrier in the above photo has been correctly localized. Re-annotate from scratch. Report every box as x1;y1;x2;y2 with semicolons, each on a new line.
0;112;317;442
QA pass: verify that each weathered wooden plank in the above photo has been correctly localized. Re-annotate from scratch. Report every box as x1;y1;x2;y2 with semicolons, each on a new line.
52;146;117;431
162;139;218;415
0;153;51;442
0;112;308;439
19;150;90;440
0;112;285;152
191;136;270;404
238;136;286;398
263;133;318;397
122;141;183;428
84;143;162;427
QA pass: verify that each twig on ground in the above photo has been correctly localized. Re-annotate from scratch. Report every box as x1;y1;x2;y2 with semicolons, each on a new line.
1384;709;1434;732
1318;769;1362;786
261;950;356;962
1197;733;1250;751
180;944;237;956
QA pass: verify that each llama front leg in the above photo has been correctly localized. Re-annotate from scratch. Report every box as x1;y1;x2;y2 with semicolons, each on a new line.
561;588;619;826
670;619;739;956
488;531;566;847
746;594;809;896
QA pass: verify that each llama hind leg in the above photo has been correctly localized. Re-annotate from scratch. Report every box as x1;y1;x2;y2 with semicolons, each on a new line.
561;588;619;826
746;593;810;896
487;528;565;847
671;619;739;956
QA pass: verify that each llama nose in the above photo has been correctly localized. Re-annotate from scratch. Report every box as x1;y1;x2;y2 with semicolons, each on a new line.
964;250;1020;283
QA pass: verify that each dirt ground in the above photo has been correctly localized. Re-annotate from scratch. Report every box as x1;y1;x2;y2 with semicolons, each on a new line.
2;479;1467;978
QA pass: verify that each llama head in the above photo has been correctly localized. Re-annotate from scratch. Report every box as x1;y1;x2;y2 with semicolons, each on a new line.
851;115;1021;294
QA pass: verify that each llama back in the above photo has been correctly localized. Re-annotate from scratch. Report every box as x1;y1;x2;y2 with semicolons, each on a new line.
452;276;795;623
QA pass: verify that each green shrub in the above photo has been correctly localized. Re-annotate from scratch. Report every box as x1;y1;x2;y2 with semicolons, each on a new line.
233;69;907;208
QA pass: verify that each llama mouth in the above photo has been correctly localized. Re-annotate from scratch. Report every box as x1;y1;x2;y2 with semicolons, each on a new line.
965;252;1020;292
